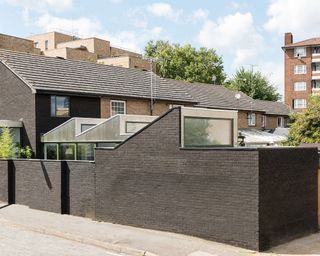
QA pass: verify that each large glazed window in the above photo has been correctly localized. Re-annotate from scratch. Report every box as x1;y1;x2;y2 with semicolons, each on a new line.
51;96;70;117
110;100;126;116
45;144;58;160
59;143;76;160
77;143;95;161
125;121;149;133
183;117;233;147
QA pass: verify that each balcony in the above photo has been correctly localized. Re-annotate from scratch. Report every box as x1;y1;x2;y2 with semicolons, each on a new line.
312;53;320;63
311;70;320;80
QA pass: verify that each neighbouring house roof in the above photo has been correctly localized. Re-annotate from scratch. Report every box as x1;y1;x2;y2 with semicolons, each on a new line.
170;79;290;115
0;49;290;116
0;49;195;103
168;79;264;112
282;38;320;49
254;99;291;116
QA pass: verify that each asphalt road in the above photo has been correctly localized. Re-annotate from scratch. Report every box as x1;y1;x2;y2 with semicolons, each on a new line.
0;218;126;256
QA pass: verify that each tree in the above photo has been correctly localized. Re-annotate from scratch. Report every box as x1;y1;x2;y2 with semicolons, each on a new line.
144;40;226;84
226;67;281;101
0;127;15;159
285;95;320;146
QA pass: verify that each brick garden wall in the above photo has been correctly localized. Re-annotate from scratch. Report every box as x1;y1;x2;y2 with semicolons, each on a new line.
4;160;95;217
0;161;8;203
94;108;318;251
258;147;318;250
0;108;317;251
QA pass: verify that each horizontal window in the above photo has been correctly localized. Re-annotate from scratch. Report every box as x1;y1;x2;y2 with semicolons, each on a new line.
125;121;149;133
293;99;307;109
294;82;306;91
183;117;233;147
294;47;306;57
294;65;306;74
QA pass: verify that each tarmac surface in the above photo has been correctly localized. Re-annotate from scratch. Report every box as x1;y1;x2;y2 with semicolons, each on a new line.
0;202;319;256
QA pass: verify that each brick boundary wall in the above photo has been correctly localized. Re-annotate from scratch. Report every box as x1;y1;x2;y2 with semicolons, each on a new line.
0;108;318;251
94;108;318;251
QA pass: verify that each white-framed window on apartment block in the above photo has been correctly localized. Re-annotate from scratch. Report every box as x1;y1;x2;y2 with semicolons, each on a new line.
110;100;126;116
247;113;256;126
294;47;306;57
293;99;307;109
277;117;284;128
294;65;306;74
294;81;306;91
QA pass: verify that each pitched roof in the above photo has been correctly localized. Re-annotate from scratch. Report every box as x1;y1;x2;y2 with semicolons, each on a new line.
283;38;320;48
0;49;195;103
254;99;291;116
0;49;290;116
169;79;265;112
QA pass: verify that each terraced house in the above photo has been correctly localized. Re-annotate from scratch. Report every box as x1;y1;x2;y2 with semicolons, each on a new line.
0;49;290;158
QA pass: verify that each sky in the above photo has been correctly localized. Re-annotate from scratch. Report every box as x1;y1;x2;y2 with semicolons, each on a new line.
0;0;320;98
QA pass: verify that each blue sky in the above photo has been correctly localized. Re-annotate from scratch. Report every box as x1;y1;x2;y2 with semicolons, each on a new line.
0;0;319;98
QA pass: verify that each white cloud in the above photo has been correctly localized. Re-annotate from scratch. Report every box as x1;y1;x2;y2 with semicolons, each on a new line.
4;0;73;12
36;13;101;37
108;0;123;3
229;1;249;10
146;2;183;22
257;62;284;99
265;0;320;38
104;26;166;54
191;8;209;23
198;12;264;67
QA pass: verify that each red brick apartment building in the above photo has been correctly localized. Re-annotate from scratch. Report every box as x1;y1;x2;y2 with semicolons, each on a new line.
283;32;320;111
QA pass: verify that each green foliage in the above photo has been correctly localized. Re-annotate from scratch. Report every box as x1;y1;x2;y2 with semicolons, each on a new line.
19;146;33;159
226;67;281;101
285;95;320;146
144;40;226;84
0;127;15;159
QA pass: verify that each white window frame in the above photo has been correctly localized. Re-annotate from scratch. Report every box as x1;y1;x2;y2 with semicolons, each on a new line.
293;99;307;109
293;81;306;91
294;47;306;57
110;100;126;116
294;65;306;74
247;113;256;126
277;117;284;128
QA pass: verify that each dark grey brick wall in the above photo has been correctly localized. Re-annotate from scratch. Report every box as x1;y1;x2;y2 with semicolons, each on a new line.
95;109;261;250
258;147;318;250
0;160;8;203
68;161;95;218
13;160;62;213
0;62;36;153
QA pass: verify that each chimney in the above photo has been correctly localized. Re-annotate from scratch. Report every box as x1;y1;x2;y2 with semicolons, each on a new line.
284;32;293;45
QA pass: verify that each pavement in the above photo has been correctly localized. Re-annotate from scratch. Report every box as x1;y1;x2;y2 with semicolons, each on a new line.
0;202;320;256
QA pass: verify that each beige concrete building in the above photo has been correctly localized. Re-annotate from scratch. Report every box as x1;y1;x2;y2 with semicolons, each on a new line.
98;55;153;71
0;33;40;54
26;31;152;70
27;31;74;52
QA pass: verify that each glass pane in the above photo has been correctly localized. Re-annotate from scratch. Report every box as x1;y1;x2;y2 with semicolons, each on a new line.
59;144;75;160
96;142;119;148
56;96;70;117
184;117;233;147
50;96;56;117
111;101;125;115
126;122;149;133
46;144;58;160
81;124;95;133
77;143;94;161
